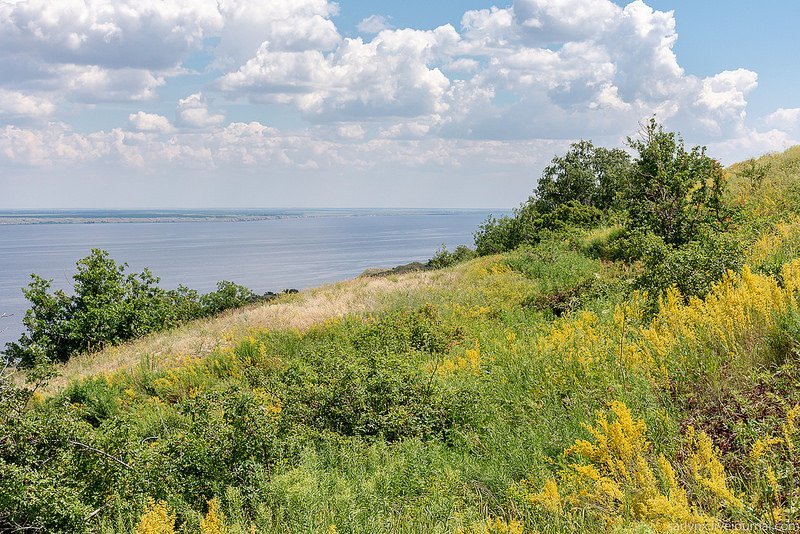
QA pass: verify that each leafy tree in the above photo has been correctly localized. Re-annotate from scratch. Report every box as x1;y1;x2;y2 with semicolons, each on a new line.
738;157;771;190
5;250;257;366
535;140;631;213
625;118;729;246
199;280;255;315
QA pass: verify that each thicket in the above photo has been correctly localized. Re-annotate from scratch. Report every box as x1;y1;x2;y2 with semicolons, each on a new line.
428;244;477;269
0;308;475;531
4;249;257;366
472;118;738;300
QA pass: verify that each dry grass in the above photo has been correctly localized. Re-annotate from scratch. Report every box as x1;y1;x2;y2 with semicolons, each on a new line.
40;267;458;393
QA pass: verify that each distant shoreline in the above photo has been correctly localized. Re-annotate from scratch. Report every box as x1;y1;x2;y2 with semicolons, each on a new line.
0;208;501;226
0;215;289;225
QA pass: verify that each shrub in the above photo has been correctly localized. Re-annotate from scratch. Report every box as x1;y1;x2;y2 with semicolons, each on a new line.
535;140;632;213
474;202;603;256
474;214;519;256
636;231;744;300
5;250;257;366
737;157;771;190
428;244;477;269
199;281;255;316
625;118;730;246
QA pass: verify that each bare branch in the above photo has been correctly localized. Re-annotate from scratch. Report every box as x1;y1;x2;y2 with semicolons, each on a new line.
67;440;132;469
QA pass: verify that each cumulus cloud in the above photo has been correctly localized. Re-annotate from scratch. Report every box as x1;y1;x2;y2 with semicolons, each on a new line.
62;65;165;102
708;127;797;163
0;89;55;119
357;15;393;34
176;93;225;129
764;108;800;136
0;0;222;70
214;0;340;66
337;124;365;140
0;0;342;104
219;25;460;119
0;121;557;173
210;0;777;148
0;0;796;191
128;112;174;133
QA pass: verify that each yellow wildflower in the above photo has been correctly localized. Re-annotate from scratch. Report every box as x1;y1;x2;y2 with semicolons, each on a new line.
528;479;561;514
688;429;743;511
135;500;175;534
200;498;227;534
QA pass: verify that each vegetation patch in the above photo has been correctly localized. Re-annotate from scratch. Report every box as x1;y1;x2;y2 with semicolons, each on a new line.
5;125;800;531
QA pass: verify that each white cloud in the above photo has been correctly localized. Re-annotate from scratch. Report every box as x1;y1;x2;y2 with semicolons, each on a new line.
176;92;225;129
764;108;800;136
0;0;223;105
337;124;365;140
214;0;340;66
62;65;165;102
0;0;796;201
692;69;758;136
128;112;174;133
219;25;460;120
708;128;797;164
379;122;431;139
0;121;558;173
0;89;55;119
357;15;393;34
512;0;620;44
0;0;222;70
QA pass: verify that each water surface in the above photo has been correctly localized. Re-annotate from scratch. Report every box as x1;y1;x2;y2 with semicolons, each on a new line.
0;209;500;347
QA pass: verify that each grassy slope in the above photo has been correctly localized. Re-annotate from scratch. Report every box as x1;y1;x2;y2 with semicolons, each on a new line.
42;268;459;393
13;146;800;532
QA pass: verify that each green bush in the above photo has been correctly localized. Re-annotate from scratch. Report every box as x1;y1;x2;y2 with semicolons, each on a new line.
474;201;603;256
5;249;257;366
635;230;744;300
535;140;631;213
199;280;255;315
625;118;730;246
0;303;479;531
428;244;477;269
473;214;519;255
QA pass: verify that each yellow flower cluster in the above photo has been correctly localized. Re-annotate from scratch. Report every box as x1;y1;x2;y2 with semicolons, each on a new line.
686;427;743;511
252;388;282;416
535;258;800;386
527;402;731;530
437;341;482;376
527;479;560;514
200;498;227;534
537;311;609;367
746;404;800;517
489;263;512;276
747;217;800;267
135;500;176;534
452;303;493;318
526;399;800;528
635;262;800;380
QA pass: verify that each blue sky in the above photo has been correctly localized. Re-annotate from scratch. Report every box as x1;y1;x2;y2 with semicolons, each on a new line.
1;0;798;209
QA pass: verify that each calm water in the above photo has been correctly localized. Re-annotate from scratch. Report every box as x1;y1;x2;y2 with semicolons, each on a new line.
0;209;498;347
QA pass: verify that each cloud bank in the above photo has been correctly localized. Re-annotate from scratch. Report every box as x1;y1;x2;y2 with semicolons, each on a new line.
0;0;796;206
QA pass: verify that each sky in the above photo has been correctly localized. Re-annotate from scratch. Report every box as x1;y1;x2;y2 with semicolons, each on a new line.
1;0;799;209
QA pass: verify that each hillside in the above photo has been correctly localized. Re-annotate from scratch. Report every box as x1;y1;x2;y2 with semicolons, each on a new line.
4;144;800;532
